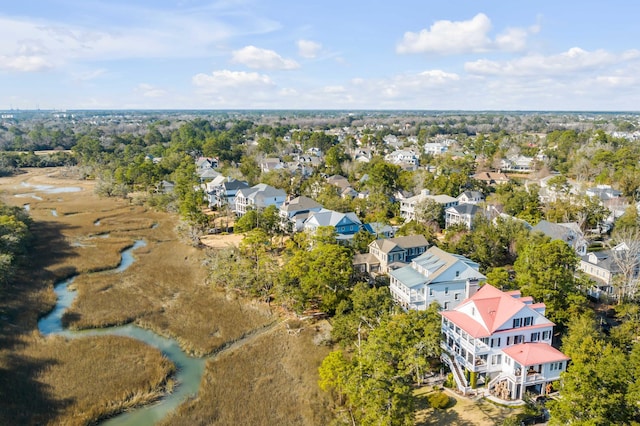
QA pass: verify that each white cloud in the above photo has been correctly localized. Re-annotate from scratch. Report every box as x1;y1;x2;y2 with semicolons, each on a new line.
231;45;299;70
297;39;322;58
396;13;492;55
397;13;538;55
192;69;274;93
465;47;636;76
135;83;167;98
495;28;529;52
0;2;282;73
0;54;52;72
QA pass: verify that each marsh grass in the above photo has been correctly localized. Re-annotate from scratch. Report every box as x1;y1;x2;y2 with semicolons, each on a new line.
0;168;328;425
160;324;334;426
25;334;175;425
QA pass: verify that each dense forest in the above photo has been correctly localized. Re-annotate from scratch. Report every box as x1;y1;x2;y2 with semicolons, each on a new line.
3;110;640;424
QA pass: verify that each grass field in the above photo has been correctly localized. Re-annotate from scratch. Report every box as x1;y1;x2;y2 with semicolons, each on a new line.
0;167;333;424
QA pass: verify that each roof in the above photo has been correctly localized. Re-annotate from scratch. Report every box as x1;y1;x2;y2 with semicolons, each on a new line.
441;284;550;338
369;235;429;254
223;179;249;191
389;266;427;288
304;208;362;229
326;175;351;189
458;190;484;200
363;222;394;236
405;192;458;205
503;343;569;366
447;204;480;216
353;252;379;266
412;246;480;283
532;220;582;243
280;196;322;212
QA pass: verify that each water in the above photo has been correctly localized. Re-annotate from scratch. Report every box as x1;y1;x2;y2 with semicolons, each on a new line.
20;182;82;193
51;209;58;217
38;240;205;425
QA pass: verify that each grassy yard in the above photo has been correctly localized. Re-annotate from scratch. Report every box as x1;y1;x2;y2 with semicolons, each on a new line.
415;386;523;426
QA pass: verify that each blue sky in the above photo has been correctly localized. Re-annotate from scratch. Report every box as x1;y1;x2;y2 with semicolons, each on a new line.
1;0;639;110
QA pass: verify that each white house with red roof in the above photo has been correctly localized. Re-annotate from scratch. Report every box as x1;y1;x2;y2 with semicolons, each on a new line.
440;284;569;401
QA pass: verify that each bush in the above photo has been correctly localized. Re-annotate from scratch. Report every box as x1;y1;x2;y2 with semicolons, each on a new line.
443;372;455;388
427;391;450;409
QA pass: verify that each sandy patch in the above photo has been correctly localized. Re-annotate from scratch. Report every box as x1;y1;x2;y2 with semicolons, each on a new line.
199;233;244;249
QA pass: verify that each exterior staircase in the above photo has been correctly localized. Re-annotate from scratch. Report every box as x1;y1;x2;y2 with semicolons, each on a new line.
440;352;470;394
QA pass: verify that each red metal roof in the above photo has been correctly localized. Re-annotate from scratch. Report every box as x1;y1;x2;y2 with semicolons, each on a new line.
503;343;569;366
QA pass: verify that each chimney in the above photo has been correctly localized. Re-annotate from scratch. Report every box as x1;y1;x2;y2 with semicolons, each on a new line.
466;278;480;298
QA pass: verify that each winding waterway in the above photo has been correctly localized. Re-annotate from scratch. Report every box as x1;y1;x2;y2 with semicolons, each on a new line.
38;240;205;425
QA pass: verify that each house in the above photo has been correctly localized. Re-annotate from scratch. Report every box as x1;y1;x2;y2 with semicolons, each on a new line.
445;204;481;230
326;175;352;190
362;222;395;239
389;246;486;311
457;191;484;205
400;189;459;222
279;196;323;233
198;168;221;182
196;156;218;170
206;177;249;209
440;284;569;401
500;155;536;173
585;184;622;202
302;208;362;240
385;149;420;169
579;243;640;300
424;142;449;156
366;235;429;274
235;183;287;216
531;220;588;256
472;171;510;186
261;158;285;173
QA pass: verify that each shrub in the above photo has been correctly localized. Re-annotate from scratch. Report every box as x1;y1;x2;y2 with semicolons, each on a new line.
443;373;455;388
427;391;450;409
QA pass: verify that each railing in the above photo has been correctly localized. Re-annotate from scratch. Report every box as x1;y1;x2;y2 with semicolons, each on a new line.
441;352;469;394
487;373;505;391
525;373;544;383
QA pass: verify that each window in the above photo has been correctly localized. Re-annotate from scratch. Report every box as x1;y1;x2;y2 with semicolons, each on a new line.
444;302;450;310
429;288;433;296
491;354;502;365
524;316;533;326
472;307;475;315
445;287;449;295
513;318;522;328
454;293;460;301
455;270;460;278
514;335;524;344
490;337;501;348
480;337;489;345
542;330;551;340
531;332;540;342
506;336;512;345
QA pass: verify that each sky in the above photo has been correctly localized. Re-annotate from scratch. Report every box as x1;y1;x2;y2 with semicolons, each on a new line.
1;0;639;111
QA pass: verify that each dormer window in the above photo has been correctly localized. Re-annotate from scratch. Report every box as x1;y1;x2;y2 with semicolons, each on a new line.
455;270;460;278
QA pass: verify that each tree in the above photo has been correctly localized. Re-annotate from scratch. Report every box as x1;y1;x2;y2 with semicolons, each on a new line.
279;242;353;313
549;314;632;425
609;228;640;302
414;198;444;231
514;238;586;327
